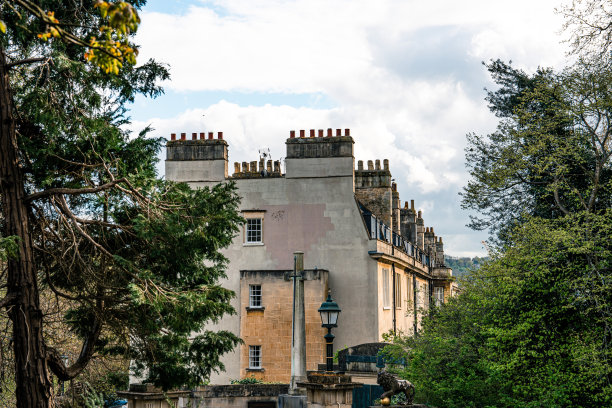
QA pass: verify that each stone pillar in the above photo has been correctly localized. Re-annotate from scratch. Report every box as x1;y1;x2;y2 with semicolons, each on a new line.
391;183;400;232
298;372;362;408
290;251;307;393
435;237;445;266
416;211;424;250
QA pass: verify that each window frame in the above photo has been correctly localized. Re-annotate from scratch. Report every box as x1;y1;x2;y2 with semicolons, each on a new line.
395;272;402;309
382;268;390;309
434;286;444;306
249;284;262;308
245;218;263;244
406;274;413;308
248;345;262;369
242;210;266;246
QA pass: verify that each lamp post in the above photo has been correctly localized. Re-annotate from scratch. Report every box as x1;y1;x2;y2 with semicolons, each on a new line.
318;290;341;372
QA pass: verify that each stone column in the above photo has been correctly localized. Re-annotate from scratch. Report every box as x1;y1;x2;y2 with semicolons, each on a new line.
290;251;307;393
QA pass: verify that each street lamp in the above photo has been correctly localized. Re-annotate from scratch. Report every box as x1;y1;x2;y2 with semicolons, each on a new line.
318;290;341;372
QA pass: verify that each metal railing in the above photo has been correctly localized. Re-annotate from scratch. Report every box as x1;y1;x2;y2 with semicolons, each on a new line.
362;210;431;267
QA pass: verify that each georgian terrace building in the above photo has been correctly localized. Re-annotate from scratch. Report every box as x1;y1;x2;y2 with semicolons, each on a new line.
165;129;457;383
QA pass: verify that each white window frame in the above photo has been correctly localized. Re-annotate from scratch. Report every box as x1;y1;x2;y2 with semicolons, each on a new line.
249;284;262;308
242;211;265;246
249;345;262;369
434;286;444;306
382;268;390;309
246;218;262;244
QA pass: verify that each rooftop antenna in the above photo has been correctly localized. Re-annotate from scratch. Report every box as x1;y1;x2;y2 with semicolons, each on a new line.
258;148;271;177
258;147;271;160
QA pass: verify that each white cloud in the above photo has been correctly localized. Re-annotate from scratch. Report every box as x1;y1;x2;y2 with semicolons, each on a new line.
131;0;573;255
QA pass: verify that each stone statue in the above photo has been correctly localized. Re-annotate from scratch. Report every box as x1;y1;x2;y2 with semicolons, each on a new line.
377;370;415;406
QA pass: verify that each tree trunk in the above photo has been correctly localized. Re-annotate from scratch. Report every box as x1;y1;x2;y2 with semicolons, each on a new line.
0;48;52;407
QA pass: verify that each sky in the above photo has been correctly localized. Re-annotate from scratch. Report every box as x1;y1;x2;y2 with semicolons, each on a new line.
127;0;572;257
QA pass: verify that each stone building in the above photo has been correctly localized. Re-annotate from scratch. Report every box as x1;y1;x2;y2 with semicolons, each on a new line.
165;129;457;384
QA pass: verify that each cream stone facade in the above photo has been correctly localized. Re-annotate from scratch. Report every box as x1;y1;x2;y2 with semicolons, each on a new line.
165;129;457;384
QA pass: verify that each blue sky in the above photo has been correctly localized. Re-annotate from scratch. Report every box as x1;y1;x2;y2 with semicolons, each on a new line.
128;0;570;257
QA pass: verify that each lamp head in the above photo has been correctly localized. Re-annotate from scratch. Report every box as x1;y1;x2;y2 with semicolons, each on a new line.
318;290;341;328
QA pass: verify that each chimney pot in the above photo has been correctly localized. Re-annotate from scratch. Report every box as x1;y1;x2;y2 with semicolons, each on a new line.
290;130;296;138
180;133;186;140
300;130;305;138
200;132;205;140
375;159;381;170
234;162;240;174
267;160;272;173
404;201;409;209
392;182;397;191
327;128;332;137
250;161;257;173
383;159;389;170
318;129;324;137
411;200;415;210
345;128;350;136
208;132;213;140
242;162;249;173
192;132;197;140
336;128;341;136
310;129;315;138
357;160;363;170
367;160;374;170
418;210;422;218
218;132;223;140
171;133;176;141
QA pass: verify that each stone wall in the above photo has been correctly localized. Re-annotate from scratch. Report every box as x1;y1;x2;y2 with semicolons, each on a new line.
166;138;228;161
354;160;392;227
162;128;456;384
286;129;353;159
119;384;288;408
239;269;328;382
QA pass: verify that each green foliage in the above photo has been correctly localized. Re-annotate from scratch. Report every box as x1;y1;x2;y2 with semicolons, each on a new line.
387;58;612;408
0;0;243;398
82;382;105;408
1;1;142;74
386;213;612;407
443;255;487;280
230;376;264;384
0;236;19;261
462;60;612;244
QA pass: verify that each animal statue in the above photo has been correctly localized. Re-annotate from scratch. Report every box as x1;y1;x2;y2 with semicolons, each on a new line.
377;370;415;406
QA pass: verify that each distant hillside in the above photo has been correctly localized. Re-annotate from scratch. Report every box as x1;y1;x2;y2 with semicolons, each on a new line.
444;255;488;280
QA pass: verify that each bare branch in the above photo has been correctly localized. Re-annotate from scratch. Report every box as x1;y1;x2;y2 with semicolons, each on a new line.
6;57;50;69
46;316;102;380
0;293;19;309
24;178;127;202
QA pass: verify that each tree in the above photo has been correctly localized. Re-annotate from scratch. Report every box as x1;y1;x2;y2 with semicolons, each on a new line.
559;0;612;60
462;60;612;243
385;214;612;407
385;58;612;407
0;2;243;407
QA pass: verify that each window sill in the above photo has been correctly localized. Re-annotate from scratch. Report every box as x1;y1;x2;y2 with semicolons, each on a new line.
246;368;265;372
243;242;265;246
246;306;265;312
383;307;391;310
